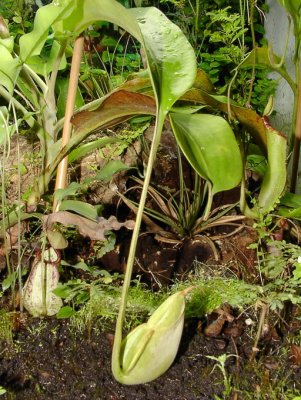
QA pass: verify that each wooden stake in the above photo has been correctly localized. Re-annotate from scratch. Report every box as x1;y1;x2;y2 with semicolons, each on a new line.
53;35;84;212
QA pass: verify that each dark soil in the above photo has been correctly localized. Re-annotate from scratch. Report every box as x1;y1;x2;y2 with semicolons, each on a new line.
0;309;301;400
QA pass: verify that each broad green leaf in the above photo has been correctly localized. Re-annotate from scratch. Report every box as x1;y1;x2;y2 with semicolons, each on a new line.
59;1;196;114
54;181;82;202
170;113;242;194
59;200;99;221
19;0;75;62
130;7;197;114
56;305;76;319
182;87;268;151
94;160;130;182
0;45;21;93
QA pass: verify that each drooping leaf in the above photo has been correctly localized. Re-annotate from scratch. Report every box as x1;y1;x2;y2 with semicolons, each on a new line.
182;87;268;151
59;200;99;221
277;192;301;220
280;192;301;208
44;212;135;241
278;206;301;219
170;112;242;194
71;90;156;138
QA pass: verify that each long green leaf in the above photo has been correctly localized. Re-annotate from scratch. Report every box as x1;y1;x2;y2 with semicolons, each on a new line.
59;200;99;221
130;7;197;114
170;112;243;194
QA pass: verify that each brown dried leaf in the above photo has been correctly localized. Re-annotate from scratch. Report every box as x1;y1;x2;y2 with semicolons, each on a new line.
290;344;301;366
204;316;226;337
44;211;135;241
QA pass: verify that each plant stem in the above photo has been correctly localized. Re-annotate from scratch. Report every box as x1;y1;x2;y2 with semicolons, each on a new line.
290;70;301;192
250;302;268;361
112;110;165;373
246;0;256;107
194;0;200;47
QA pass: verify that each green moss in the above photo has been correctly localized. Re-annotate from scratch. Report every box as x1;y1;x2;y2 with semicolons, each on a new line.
0;310;13;343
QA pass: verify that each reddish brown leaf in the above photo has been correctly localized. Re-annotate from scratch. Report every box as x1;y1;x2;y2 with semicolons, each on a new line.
72;90;156;137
